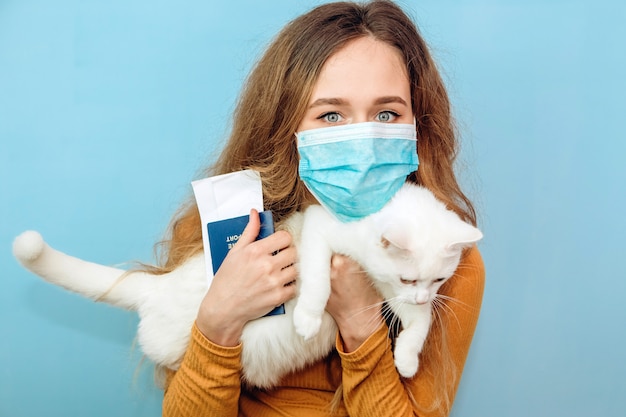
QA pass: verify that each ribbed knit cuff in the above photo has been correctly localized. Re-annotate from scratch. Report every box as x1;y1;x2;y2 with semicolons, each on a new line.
335;322;390;370
189;322;242;370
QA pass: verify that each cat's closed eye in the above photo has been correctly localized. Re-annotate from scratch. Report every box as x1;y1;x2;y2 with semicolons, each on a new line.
434;278;446;283
400;278;417;285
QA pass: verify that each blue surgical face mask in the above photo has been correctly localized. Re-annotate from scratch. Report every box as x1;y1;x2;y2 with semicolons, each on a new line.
296;121;419;222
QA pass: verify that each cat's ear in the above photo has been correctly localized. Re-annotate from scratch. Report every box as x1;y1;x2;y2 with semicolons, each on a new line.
446;223;483;255
381;226;412;255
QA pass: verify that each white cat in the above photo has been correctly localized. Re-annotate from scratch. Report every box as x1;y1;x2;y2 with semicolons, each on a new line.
12;183;481;388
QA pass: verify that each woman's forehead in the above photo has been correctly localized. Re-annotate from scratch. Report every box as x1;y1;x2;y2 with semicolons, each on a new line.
309;37;410;103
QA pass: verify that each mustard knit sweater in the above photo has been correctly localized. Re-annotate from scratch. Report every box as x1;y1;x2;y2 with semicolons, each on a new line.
163;247;485;417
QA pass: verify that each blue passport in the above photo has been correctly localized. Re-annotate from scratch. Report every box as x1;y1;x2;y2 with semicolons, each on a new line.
207;210;285;316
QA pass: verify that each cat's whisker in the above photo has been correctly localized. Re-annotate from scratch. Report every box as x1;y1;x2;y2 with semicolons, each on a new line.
382;296;404;314
349;300;387;318
377;302;395;348
380;301;396;320
435;293;466;306
432;298;455;322
345;300;393;339
431;297;462;329
379;299;404;344
435;293;476;315
430;303;447;341
432;295;454;331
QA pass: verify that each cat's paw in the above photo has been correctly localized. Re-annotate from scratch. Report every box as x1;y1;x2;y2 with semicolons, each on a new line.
395;355;419;378
394;344;419;378
293;304;322;340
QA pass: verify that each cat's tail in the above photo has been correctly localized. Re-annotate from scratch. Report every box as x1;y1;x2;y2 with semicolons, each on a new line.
12;230;155;311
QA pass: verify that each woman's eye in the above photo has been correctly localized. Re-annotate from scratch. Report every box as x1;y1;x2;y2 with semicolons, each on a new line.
376;110;399;123
319;112;343;123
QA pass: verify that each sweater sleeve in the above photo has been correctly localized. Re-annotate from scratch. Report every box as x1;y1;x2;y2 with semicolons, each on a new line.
337;246;485;417
162;323;243;417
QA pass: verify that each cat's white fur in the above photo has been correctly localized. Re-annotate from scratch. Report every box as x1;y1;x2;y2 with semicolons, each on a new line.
13;183;481;387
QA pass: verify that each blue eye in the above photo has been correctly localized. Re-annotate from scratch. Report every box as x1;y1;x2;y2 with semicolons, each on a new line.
319;112;342;123
376;111;398;122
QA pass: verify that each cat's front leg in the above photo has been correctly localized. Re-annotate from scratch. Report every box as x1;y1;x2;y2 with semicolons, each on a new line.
393;304;432;378
293;206;334;340
292;245;332;340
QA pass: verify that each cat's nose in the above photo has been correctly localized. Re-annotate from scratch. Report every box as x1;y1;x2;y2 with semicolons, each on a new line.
415;290;430;304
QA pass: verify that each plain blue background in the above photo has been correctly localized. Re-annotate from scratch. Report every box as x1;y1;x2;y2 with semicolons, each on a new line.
2;1;625;416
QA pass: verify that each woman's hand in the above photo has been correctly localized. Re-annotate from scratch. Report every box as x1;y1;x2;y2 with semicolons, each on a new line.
325;255;384;352
196;209;298;347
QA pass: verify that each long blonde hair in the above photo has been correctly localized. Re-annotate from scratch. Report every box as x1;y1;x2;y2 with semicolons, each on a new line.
157;0;476;412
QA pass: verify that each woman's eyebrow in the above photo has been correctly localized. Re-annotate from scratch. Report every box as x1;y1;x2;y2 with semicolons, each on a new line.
374;96;408;106
308;97;348;108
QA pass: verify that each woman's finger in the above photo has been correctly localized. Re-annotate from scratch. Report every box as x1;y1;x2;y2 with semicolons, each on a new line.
234;209;261;248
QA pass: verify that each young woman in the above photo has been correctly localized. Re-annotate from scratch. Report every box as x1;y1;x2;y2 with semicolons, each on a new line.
160;1;485;416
